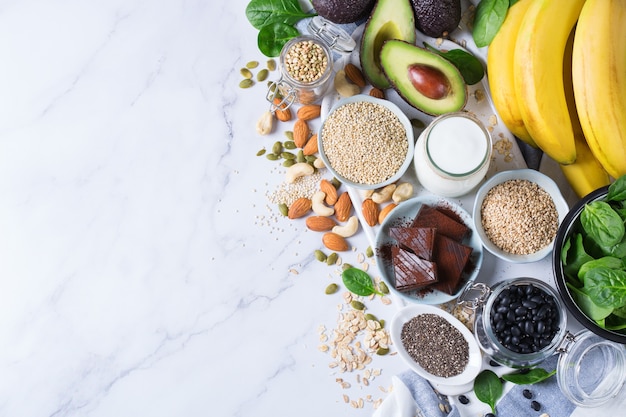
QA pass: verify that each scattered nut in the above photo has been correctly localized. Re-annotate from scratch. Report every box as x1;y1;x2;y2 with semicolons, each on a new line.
285;162;315;183
332;215;359;238
256;111;274;135
372;184;396;204
392;182;414;203
334;69;360;98
312;190;335;216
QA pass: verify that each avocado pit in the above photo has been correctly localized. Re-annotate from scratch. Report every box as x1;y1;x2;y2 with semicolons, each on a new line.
408;64;451;100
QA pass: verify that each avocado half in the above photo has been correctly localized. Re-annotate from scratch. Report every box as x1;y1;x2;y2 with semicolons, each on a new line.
380;39;467;115
359;0;416;89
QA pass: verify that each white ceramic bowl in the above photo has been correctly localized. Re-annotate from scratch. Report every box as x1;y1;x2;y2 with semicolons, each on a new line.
375;195;483;305
390;304;483;394
317;95;414;190
472;169;569;263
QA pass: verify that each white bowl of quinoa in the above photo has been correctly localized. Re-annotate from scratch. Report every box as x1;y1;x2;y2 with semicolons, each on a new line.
317;95;414;190
472;169;569;263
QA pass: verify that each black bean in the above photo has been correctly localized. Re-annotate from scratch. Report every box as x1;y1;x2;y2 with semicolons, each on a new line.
537;321;545;334
522;300;538;309
531;400;541;411
489;359;501;367
511;325;521;337
485;413;496;417
523;389;533;399
524;320;534;335
458;394;470;405
515;306;528;316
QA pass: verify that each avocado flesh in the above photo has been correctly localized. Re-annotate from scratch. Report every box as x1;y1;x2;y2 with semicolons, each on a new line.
411;0;461;38
360;0;416;89
312;0;376;24
380;39;467;115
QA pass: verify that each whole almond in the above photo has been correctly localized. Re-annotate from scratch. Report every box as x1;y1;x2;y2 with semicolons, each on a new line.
378;203;397;224
273;97;292;122
344;63;366;88
320;178;338;205
303;133;318;156
334;192;352;222
288;197;312;219
369;87;385;99
322;232;349;252
293;118;310;148
297;104;321;121
362;198;379;227
306;216;337;231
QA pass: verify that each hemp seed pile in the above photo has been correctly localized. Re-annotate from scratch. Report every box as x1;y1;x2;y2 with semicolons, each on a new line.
480;179;558;255
400;313;469;378
320;101;408;185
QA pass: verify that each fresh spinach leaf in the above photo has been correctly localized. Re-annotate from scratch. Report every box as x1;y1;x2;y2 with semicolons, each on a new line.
472;0;510;48
246;0;316;30
581;201;625;247
474;370;502;413
584;268;626;308
578;256;624;280
342;267;383;297
608;175;626;202
605;313;626;330
423;42;484;85
502;367;556;385
562;233;594;283
567;283;614;321
257;22;300;57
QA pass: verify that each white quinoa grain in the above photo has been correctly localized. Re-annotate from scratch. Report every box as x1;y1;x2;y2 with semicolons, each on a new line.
480;179;558;255
321;101;408;185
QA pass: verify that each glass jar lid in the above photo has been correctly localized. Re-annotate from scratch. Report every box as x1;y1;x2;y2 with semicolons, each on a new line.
307;16;356;54
556;329;626;407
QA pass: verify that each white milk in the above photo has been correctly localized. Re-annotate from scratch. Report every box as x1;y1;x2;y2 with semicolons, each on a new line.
414;112;492;197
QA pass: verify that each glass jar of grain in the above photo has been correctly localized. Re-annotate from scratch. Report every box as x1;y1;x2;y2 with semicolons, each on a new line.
460;277;626;407
267;16;355;109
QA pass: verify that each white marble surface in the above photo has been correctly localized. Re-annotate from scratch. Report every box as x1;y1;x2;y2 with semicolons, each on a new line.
0;1;601;416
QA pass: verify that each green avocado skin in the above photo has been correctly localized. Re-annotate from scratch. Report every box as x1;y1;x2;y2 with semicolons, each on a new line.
411;0;462;38
312;0;376;24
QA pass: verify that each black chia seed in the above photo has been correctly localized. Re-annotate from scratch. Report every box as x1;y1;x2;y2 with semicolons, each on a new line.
401;313;469;377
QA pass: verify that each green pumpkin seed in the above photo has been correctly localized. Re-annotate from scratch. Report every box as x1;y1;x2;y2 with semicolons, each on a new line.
272;141;283;154
379;319;385;328
365;313;378;322
283;159;295;167
240;68;253;79
327;252;338;265
378;281;390;294
283;141;296;150
281;152;295;160
257;69;269;82
246;60;259;69
284;131;294;141
365;246;374;258
342;263;353;271
296;150;305;163
314;250;327;262
331;177;342;188
239;79;254;89
351;300;365;311
411;118;425;129
267;59;276;71
266;153;279;161
325;283;339;295
376;347;390;356
256;148;266;156
278;203;288;216
305;155;316;163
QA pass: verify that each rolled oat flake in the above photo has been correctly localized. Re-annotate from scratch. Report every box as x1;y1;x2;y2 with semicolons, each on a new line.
401;313;469;377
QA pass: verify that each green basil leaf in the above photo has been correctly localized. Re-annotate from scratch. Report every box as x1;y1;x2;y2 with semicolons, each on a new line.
257;22;300;57
246;0;316;30
342;267;382;296
608;174;626;202
502;368;556;385
472;0;510;48
474;370;502;413
423;42;485;85
584;268;626;308
581;201;625;246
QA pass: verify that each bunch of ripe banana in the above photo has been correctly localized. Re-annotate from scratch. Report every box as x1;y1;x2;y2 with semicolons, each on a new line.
487;0;626;197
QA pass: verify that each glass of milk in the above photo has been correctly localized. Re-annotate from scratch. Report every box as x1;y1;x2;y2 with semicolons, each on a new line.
414;112;492;197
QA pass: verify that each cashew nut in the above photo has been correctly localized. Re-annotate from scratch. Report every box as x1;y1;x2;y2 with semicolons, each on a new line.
372;184;397;204
312;191;335;216
361;189;375;199
332;215;359;238
286;162;314;183
313;157;325;169
334;70;360;98
392;182;414;203
256;111;274;135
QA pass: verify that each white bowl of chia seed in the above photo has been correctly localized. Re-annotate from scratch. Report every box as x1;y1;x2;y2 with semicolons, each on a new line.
390;304;483;394
472;169;569;263
317;95;414;190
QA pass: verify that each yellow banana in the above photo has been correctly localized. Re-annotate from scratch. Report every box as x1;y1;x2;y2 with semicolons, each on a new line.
514;0;586;165
560;21;611;198
487;0;537;148
572;0;626;179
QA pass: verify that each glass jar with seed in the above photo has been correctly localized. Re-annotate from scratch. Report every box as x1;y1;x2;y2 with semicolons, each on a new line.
266;17;355;110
